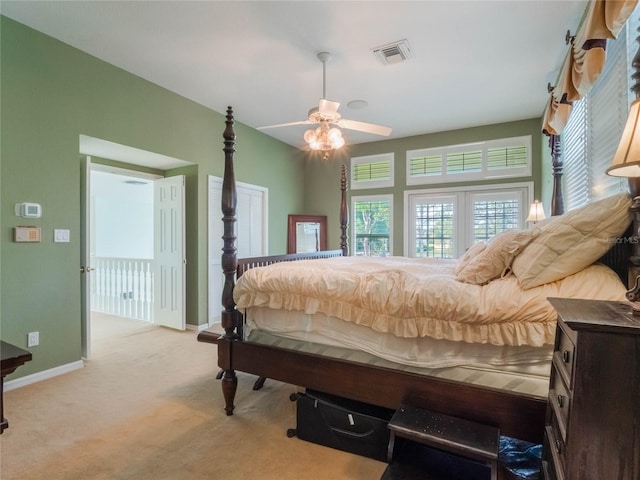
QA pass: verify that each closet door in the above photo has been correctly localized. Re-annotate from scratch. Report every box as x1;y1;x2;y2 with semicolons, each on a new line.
208;177;267;325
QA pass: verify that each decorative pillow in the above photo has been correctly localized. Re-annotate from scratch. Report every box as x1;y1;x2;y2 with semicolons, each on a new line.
456;229;538;285
455;242;486;275
512;192;632;289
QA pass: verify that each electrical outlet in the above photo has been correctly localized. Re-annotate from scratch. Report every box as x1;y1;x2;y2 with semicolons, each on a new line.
27;331;39;347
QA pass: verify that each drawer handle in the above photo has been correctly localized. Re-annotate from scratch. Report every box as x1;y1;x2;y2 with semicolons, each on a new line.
557;394;566;408
562;350;570;363
555;439;562;454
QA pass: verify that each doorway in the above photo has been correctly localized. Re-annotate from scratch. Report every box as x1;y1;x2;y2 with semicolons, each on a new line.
90;166;157;322
80;135;191;359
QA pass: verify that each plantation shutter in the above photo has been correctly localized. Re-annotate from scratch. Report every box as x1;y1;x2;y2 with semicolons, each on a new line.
487;145;528;170
563;98;590;211
446;150;482;174
353;161;391;182
351;153;394;189
409;154;442;177
589;30;629;200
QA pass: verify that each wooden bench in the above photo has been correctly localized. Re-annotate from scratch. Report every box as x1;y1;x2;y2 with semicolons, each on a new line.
387;404;500;480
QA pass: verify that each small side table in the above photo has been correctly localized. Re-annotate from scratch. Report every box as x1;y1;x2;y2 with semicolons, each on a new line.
387;404;500;480
1;341;32;433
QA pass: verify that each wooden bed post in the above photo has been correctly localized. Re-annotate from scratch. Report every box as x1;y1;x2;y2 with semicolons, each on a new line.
340;164;349;256
549;134;565;216
220;106;238;415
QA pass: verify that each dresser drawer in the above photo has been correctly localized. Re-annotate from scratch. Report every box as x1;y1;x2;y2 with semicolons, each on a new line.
543;429;565;480
553;324;575;388
546;418;567;475
541;460;558;480
549;369;570;441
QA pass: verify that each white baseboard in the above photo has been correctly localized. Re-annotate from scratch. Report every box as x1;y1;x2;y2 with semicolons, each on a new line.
4;360;85;392
186;323;211;332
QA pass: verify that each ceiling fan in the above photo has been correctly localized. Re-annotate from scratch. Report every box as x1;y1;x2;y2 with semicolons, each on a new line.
257;52;392;151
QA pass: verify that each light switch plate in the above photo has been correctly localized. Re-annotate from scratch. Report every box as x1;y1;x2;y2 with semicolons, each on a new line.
54;229;70;243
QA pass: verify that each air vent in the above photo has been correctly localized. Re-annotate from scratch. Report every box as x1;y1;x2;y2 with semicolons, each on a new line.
371;39;414;65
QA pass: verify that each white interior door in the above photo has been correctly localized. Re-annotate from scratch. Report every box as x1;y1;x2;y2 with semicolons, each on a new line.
154;175;186;330
80;156;93;358
208;176;267;325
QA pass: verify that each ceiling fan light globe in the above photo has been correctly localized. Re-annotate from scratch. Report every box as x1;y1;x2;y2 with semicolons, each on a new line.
304;129;316;143
328;128;342;141
334;137;345;149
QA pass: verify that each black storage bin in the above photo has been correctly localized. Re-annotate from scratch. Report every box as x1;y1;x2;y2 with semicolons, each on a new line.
292;389;394;462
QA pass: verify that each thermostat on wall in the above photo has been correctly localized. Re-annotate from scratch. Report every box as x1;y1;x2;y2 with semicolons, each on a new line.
15;202;42;218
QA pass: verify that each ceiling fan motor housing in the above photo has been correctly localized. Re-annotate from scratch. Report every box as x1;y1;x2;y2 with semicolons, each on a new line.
308;107;341;124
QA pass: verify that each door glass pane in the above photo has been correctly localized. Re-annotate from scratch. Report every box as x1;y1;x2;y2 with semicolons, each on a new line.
414;201;455;258
472;197;520;243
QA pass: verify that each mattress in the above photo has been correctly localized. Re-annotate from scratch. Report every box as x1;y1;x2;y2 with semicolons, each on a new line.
244;319;551;400
243;307;553;371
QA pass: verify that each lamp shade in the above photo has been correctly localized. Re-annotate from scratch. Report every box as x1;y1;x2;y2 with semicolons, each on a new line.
526;201;546;223
607;98;640;177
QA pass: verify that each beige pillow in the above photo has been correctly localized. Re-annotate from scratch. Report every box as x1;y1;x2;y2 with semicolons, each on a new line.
512;192;632;289
456;230;538;285
455;242;486;275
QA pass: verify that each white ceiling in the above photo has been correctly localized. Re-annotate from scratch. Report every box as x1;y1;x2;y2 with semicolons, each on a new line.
1;0;588;150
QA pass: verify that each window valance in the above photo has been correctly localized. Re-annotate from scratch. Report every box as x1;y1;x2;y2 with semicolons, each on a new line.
542;0;638;135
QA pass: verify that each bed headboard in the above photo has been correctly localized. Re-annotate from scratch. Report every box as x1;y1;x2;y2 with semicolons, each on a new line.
600;224;634;287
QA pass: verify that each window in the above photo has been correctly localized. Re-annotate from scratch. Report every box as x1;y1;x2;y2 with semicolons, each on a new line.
351;153;394;190
406;136;531;185
561;12;636;210
351;195;392;256
405;184;531;258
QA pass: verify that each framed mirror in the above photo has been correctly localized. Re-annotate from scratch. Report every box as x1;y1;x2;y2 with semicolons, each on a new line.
287;215;327;254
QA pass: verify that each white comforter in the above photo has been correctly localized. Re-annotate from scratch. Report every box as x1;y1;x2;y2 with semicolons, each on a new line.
233;256;626;346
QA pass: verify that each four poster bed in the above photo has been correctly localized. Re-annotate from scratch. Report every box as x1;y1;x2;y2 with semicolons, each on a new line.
198;107;634;444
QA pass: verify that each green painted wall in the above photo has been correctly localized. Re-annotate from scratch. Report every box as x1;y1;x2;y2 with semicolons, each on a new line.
305;118;544;253
1;17;302;378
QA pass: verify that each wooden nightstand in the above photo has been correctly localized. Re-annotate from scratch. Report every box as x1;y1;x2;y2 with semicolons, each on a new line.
543;298;640;480
1;340;32;433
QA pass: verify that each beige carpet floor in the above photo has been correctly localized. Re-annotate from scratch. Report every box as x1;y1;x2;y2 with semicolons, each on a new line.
0;314;386;479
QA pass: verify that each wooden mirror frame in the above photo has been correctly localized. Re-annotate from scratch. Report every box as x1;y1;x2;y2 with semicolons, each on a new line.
287;215;327;254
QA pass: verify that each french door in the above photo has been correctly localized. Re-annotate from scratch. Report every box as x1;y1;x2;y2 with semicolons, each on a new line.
406;183;532;258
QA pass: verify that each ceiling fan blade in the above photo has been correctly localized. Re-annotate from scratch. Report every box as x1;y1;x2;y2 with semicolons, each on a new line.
257;120;312;130
337;118;392;136
319;99;340;116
